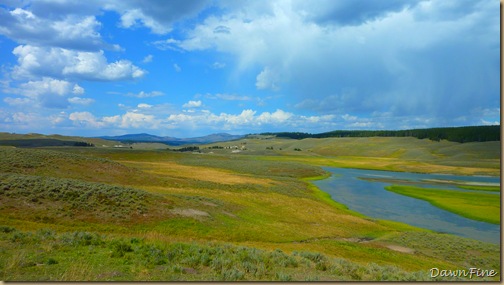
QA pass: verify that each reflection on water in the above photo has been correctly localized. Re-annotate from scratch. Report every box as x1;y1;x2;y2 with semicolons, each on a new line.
313;167;501;244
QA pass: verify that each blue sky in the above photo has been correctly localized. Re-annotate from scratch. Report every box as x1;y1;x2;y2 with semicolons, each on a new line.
0;0;499;137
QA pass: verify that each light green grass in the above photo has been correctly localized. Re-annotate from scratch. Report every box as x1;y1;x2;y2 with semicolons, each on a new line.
457;185;500;192
385;185;500;224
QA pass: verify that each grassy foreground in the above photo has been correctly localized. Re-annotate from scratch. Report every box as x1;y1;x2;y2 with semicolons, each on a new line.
1;226;452;281
385;185;500;224
0;135;500;281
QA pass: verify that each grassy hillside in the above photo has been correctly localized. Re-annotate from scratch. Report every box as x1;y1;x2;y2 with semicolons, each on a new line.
0;135;500;281
261;125;501;143
0;132;119;147
198;136;500;176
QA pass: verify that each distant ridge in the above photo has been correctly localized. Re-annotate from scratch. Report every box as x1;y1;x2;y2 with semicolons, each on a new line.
97;133;244;145
260;125;501;143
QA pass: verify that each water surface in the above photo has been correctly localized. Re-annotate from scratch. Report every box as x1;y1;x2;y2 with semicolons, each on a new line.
313;167;500;244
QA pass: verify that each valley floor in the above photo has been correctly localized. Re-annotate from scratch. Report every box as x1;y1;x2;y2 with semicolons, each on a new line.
0;137;500;281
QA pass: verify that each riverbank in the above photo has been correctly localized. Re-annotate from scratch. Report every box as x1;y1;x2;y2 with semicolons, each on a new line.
312;167;500;244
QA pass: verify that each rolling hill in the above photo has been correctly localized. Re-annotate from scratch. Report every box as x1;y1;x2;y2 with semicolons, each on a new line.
98;133;244;145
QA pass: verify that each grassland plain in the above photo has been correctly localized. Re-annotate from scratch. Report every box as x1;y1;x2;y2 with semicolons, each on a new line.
0;135;501;281
385;185;500;224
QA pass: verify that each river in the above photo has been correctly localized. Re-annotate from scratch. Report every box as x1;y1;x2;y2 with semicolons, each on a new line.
313;167;501;244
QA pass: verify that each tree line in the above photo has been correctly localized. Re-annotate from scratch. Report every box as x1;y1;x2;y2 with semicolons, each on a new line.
260;125;500;143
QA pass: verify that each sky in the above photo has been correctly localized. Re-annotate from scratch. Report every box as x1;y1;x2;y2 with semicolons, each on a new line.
0;0;500;137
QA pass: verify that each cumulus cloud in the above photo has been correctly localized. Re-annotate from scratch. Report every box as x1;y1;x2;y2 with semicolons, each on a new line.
69;111;103;128
72;84;85;94
17;77;77;97
137;103;152;108
12;45;146;81
68;97;94;105
68;110;159;129
4;77;85;108
142;54;153;63
256;109;292;124
0;6;117;51
182;100;202;108
118;111;157;128
1;0;210;37
256;67;280;91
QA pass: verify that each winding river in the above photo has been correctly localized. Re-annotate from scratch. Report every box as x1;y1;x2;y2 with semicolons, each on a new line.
313;167;501;244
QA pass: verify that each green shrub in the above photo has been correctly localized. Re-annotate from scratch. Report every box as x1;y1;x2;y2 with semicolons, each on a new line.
221;268;245;281
61;232;103;246
0;226;16;233
275;272;292;281
110;240;134;258
139;244;166;265
46;258;58;265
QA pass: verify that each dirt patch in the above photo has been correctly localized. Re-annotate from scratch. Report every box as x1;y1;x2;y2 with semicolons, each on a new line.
201;201;218;207
385;245;415;254
182;267;198;274
341;237;374;243
222;211;238;219
171;208;210;218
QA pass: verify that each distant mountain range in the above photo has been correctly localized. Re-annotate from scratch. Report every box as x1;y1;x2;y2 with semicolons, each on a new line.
97;133;244;145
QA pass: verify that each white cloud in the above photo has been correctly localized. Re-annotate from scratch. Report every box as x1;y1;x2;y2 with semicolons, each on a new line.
173;63;181;72
137;103;152;108
4;77;85;108
207;93;252;101
68;110;157;129
18;77;73;97
12;45;146;81
105;0;209;35
225;109;256;125
102;115;121;124
72;84;85;94
69;111;103;128
49;112;68;125
68;97;94;105
255;67;280;91
257;109;292;124
142;54;153;63
165;108;332;131
480;119;499;126
119;111;157;128
3;97;32;106
341;114;357;121
171;0;498;123
0;7;115;51
125;91;165;98
212;61;226;69
182;100;202;108
152;38;184;51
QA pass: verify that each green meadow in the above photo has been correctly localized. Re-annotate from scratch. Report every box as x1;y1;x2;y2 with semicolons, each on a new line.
385;185;500;225
0;134;500;281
